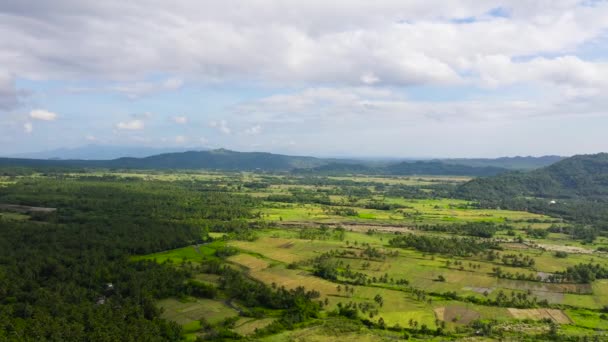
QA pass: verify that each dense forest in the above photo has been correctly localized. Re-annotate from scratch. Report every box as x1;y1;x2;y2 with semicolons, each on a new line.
456;153;608;227
0;177;258;341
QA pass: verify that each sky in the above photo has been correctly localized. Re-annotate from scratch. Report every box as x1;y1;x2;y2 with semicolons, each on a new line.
1;0;608;158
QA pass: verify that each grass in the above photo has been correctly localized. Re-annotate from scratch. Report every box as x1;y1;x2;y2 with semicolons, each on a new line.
227;228;608;317
157;297;238;326
0;212;30;221
132;242;220;264
232;317;276;335
119;169;608;339
261;197;555;226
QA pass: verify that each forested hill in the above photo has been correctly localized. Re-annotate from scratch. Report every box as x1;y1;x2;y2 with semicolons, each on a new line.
102;149;330;170
293;160;507;176
457;153;608;200
384;160;505;176
455;153;608;225
441;155;564;171
0;149;330;171
0;149;560;176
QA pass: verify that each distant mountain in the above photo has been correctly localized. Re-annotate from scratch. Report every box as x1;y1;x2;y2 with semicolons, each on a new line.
0;149;327;171
0;148;546;176
441;155;564;170
7;145;199;160
293;163;378;175
101;149;327;171
455;153;608;225
384;160;506;176
457;153;608;200
294;160;507;176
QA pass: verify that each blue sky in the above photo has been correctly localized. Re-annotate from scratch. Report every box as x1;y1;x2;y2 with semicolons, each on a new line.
1;0;608;158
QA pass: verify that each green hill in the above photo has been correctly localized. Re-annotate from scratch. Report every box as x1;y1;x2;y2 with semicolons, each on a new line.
0;149;510;176
441;155;564;170
457;153;608;200
456;153;608;225
0;149;327;171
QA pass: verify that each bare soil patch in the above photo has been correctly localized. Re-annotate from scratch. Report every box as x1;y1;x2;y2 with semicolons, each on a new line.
435;305;480;324
507;308;572;324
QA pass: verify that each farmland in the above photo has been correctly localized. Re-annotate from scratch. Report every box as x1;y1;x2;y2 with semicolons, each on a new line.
110;169;608;340
2;168;608;341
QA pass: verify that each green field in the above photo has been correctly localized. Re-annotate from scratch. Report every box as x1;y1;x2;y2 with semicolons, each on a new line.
7;150;608;342
111;170;608;340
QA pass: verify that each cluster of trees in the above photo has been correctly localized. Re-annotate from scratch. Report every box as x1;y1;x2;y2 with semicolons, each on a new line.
437;290;547;309
322;206;359;217
266;189;332;205
553;263;608;283
547;225;600;243
388;234;501;256
0;176;262;341
500;253;536;268
525;227;550;239
298;226;345;241
309;249;407;286
492;267;543;282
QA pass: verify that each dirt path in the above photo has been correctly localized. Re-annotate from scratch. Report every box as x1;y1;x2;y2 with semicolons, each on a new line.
276;221;412;233
0;203;56;213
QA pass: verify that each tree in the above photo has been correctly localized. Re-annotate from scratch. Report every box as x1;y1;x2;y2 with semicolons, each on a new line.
374;294;383;307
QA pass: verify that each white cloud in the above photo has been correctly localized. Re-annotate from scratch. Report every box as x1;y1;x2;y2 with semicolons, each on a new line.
175;135;187;144
29;109;58;121
199;136;209;145
474;55;608;89
116;119;144;130
23;122;32;134
85;135;97;141
173;115;188;124
244;124;262;135
236;86;608;127
110;78;184;98
209;120;231;134
1;1;607;88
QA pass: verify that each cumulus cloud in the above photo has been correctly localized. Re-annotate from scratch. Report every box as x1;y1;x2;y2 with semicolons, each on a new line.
244;124;262;135
172;115;188;124
175;135;187;144
29;109;57;121
115;119;144;130
3;1;608;156
210;120;231;134
1;1;607;88
236;86;608;126
23;122;32;134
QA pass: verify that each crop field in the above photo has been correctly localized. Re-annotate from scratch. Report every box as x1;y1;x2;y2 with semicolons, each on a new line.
116;170;608;340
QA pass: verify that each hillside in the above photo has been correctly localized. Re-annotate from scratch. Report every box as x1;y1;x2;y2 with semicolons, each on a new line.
294;160;507;176
456;153;608;224
6;145;198;160
385;160;505;176
0;149;328;171
441;155;564;170
457;153;608;200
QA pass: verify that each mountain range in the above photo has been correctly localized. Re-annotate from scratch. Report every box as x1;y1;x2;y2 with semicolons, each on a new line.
0;148;564;176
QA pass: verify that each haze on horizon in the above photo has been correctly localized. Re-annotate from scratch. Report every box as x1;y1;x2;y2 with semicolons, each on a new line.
1;1;608;158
